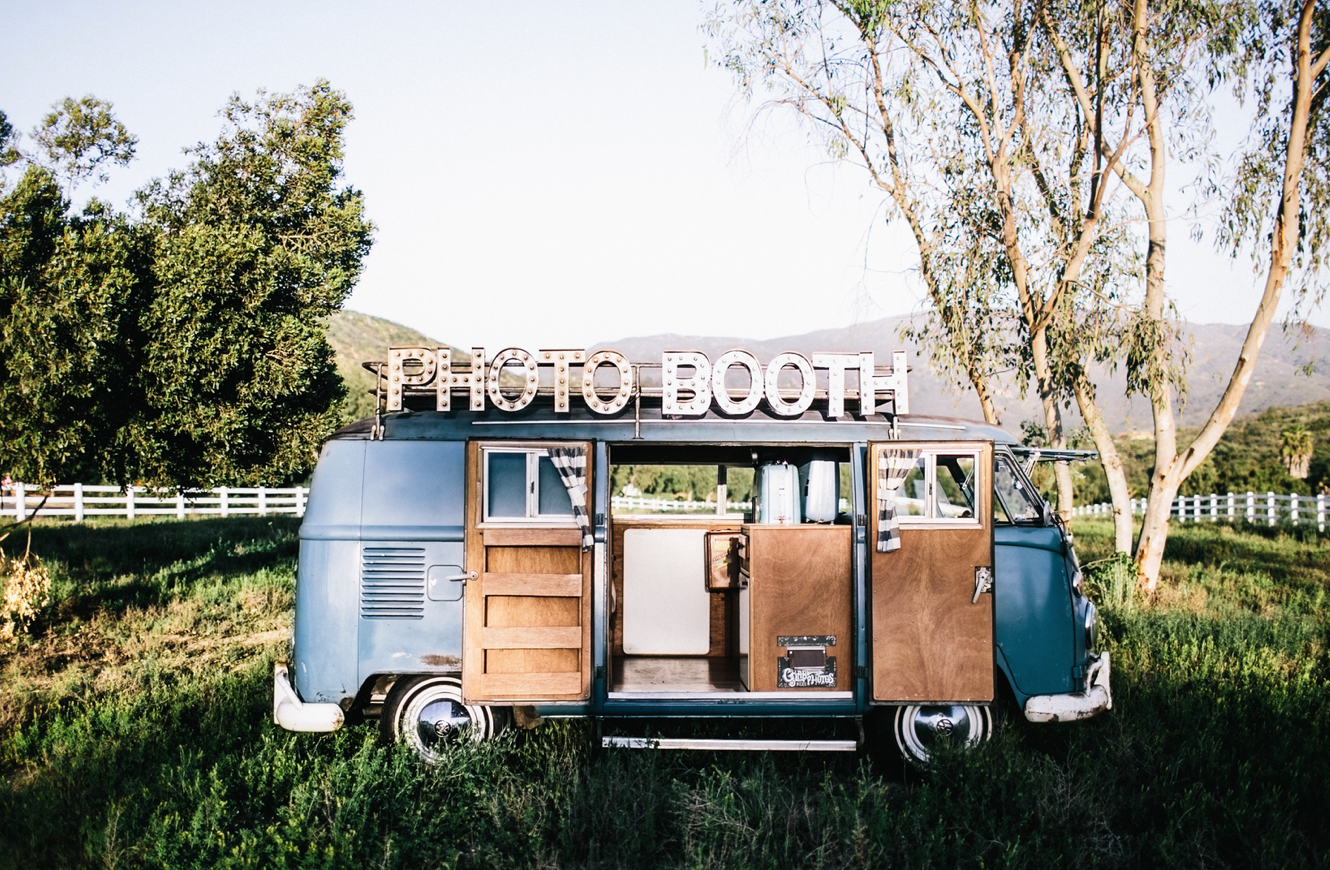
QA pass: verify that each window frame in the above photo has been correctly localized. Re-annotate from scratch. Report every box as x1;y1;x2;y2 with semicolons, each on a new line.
992;449;1046;525
480;446;578;526
894;448;984;529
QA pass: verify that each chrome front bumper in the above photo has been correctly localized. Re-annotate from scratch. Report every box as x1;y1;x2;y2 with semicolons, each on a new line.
273;662;344;732
1023;651;1112;723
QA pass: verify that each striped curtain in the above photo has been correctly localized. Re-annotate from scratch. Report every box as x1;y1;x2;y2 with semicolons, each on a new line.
547;446;593;549
877;448;921;553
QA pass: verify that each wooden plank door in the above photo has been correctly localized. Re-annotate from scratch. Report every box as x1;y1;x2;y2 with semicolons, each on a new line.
869;442;994;703
463;441;593;703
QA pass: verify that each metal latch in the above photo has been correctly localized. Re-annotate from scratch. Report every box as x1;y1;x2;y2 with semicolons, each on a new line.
972;566;993;604
445;571;477;584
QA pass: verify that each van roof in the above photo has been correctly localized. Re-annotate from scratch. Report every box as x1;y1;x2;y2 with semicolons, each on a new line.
330;403;1019;446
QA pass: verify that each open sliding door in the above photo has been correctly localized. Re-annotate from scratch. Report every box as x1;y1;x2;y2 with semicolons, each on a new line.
463;441;593;703
869;441;994;703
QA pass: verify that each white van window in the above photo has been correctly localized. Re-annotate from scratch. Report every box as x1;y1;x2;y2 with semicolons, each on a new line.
892;449;982;526
483;448;574;522
994;454;1043;523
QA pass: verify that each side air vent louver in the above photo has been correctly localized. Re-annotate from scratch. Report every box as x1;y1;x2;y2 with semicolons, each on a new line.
360;547;426;619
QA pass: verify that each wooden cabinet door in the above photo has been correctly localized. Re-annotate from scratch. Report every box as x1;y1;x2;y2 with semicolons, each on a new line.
462;441;593;703
869;442;994;703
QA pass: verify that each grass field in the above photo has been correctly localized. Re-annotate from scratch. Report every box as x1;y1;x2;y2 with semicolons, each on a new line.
1;516;1327;868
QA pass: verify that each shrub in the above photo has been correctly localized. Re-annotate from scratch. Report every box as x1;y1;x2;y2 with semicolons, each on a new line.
0;548;51;648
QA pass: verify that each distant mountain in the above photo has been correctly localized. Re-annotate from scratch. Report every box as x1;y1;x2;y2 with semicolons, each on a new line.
324;311;457;422
592;317;1330;433
326;309;1330;433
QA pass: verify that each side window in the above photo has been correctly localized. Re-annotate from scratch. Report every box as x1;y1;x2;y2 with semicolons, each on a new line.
892;450;982;526
935;455;977;519
483;448;574;522
994;453;1043;523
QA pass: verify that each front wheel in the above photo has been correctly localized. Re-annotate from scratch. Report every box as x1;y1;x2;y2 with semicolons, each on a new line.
892;704;993;766
381;675;508;764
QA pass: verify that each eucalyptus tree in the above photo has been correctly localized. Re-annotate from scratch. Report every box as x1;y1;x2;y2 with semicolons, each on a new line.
705;0;1009;427
1031;0;1236;554
1044;0;1328;588
707;0;1146;525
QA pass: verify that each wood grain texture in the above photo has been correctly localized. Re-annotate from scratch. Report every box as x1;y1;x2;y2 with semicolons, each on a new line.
486;648;580;674
482;527;582;547
609;517;743;659
611;656;745;693
486;546;580;574
485;595;580;628
741;525;854;691
482;573;582;597
476;671;581;697
870;442;994;703
481;625;581;649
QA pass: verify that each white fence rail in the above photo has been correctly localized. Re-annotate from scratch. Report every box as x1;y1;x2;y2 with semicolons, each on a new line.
611;495;752;514
1;484;308;522
1073;491;1327;532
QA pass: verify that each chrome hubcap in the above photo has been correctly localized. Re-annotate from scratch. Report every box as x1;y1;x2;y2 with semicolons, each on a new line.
898;704;988;763
416;698;471;748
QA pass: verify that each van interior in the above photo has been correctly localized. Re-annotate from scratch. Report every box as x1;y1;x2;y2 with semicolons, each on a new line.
607;444;855;697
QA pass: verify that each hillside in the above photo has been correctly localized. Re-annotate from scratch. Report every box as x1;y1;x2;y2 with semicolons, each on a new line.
592;317;1330;432
325;309;1330;432
324;311;458;422
1076;398;1330;503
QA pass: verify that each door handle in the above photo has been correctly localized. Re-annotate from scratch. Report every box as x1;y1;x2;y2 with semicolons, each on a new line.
972;566;993;604
445;571;477;583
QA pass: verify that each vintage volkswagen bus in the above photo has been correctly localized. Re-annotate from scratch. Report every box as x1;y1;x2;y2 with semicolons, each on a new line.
273;346;1111;764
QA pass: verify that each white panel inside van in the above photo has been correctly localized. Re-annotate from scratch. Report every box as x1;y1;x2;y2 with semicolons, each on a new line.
622;528;711;655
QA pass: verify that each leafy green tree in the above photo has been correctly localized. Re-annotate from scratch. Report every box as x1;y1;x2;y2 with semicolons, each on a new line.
29;96;137;194
0;111;20;175
1280;426;1314;478
0;83;372;493
0;167;147;487
127;81;373;488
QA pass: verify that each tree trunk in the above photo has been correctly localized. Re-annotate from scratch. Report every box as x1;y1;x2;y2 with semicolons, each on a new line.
1134;0;1323;590
1031;330;1075;522
1129;0;1176;591
1134;473;1180;585
1073;374;1134;551
976;379;1000;426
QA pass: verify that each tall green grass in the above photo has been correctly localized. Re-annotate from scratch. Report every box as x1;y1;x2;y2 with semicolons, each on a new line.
2;517;1328;868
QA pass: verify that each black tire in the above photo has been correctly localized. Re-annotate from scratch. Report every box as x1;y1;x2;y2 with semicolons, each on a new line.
892;704;993;767
381;675;508;764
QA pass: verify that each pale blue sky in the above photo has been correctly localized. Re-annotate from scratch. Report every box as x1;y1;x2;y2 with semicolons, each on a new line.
3;1;1313;352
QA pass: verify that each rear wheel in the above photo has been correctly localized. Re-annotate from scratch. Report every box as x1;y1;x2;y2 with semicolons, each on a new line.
892;704;993;767
381;675;508;764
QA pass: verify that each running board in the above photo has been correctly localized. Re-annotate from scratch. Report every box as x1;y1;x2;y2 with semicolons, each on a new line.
602;737;858;752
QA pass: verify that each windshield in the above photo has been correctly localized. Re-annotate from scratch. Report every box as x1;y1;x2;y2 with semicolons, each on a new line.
994;452;1044;523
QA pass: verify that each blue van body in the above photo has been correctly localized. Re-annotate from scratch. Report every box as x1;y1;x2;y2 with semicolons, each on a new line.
286;402;1104;739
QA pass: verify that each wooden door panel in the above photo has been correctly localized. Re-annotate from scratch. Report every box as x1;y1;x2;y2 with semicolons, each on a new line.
463;440;593;703
485;648;581;673
742;525;853;692
870;443;994;703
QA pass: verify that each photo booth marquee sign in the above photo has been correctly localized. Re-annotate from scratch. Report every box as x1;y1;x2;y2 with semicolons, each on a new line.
384;346;909;418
